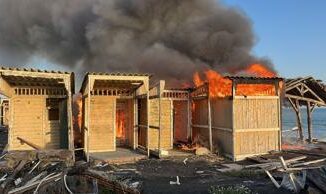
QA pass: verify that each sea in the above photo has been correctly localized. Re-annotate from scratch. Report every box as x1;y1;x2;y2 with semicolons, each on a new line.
282;107;326;141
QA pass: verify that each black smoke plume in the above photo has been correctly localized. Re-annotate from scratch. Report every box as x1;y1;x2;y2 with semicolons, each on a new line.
0;0;273;86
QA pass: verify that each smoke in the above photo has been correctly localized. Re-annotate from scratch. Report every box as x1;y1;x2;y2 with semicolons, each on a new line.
0;0;274;86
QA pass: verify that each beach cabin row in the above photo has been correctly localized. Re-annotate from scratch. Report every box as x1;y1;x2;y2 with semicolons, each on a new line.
0;67;283;161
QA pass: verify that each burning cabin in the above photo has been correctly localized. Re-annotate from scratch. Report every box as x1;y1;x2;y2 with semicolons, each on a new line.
80;72;150;160
148;80;191;156
191;76;283;161
0;67;74;151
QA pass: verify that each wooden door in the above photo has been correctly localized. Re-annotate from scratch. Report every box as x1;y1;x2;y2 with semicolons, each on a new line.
44;98;61;149
173;101;188;143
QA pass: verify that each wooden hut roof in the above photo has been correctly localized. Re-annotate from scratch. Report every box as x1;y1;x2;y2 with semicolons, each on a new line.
87;72;151;77
0;66;70;74
225;76;283;82
285;77;326;106
0;66;74;93
80;72;151;93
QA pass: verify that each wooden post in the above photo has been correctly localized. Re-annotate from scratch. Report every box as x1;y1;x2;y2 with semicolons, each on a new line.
295;100;304;141
306;102;313;143
207;85;213;152
86;77;91;162
158;84;161;156
276;81;282;151
187;94;192;141
170;100;174;148
133;98;138;150
146;92;150;157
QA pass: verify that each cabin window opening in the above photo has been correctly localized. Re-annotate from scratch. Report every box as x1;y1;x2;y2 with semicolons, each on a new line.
46;98;60;121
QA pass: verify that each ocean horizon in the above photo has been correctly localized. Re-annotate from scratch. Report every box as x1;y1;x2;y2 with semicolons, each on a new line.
282;107;326;141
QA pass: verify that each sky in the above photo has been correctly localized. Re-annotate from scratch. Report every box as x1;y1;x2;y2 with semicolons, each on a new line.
223;0;326;81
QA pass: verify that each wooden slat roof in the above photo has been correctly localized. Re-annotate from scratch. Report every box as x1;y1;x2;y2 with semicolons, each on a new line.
2;75;65;87
0;66;74;93
87;72;151;77
0;66;70;74
80;72;151;93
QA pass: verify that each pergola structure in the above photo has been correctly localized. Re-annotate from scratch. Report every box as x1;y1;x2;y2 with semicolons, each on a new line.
80;72;150;161
285;77;326;142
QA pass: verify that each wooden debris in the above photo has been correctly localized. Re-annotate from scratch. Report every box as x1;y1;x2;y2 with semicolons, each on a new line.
8;173;62;194
0;160;28;191
292;158;326;167
17;137;41;150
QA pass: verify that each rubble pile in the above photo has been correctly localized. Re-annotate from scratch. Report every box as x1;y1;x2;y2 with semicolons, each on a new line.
0;150;142;194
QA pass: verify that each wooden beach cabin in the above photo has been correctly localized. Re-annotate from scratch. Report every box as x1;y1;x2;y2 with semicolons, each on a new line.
148;80;191;156
191;76;284;161
0;67;74;151
80;72;150;160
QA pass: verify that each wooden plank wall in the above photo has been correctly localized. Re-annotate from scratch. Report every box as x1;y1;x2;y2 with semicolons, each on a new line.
160;100;172;149
125;99;134;148
211;98;232;129
89;96;115;152
233;98;280;160
148;99;172;150
192;99;209;146
234;130;279;159
10;96;44;150
210;98;233;155
138;99;147;147
83;96;89;153
212;129;233;155
148;99;159;149
173;101;188;143
233;98;279;129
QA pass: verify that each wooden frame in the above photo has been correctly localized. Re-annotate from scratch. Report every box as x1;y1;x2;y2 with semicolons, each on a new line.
80;73;150;161
148;81;191;157
285;77;326;142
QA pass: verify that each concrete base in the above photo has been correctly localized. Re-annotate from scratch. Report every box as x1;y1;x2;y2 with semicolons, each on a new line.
89;148;147;164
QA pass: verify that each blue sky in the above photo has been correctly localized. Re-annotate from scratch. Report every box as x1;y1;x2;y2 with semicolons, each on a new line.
223;0;326;81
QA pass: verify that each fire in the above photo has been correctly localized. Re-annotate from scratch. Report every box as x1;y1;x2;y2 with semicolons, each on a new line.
73;94;83;147
193;64;277;97
245;64;276;77
73;94;83;131
116;110;125;138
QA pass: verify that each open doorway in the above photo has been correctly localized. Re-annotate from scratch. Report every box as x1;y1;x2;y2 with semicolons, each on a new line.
116;99;133;148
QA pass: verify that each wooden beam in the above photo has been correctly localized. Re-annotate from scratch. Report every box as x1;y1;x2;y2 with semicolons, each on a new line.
307;102;313;143
285;94;325;106
187;96;192;141
146;91;150;157
302;84;325;103
17;137;41;150
295;100;304;141
288;97;298;112
207;98;213;152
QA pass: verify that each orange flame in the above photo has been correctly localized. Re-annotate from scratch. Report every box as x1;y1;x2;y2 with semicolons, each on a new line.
193;64;278;98
245;64;276;77
116;110;125;138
